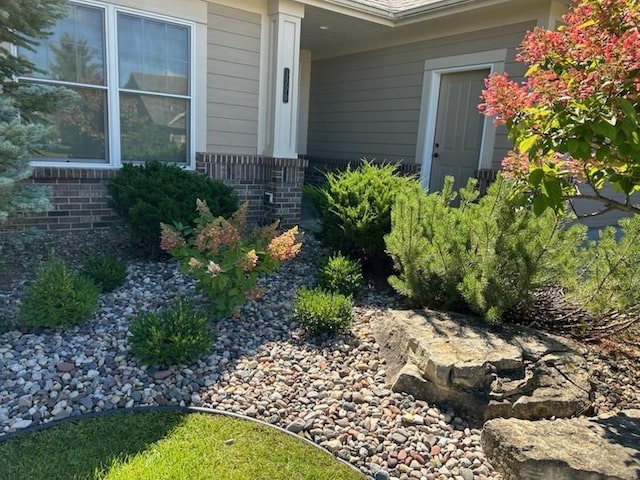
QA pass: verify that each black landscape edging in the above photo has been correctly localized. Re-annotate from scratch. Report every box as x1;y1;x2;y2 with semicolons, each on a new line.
0;405;374;479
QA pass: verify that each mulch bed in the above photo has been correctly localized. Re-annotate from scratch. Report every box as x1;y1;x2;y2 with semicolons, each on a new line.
507;286;640;414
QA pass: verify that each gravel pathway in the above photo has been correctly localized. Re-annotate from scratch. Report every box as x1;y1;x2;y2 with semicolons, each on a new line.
0;233;499;480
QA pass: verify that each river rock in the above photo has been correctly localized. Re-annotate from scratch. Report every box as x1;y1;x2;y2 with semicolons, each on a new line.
372;309;592;420
482;409;640;479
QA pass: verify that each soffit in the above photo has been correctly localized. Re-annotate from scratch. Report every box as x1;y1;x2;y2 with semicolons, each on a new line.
301;5;393;51
346;0;454;14
301;0;552;58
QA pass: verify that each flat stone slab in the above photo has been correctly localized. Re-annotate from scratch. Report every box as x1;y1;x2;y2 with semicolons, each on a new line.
482;410;640;480
372;309;592;421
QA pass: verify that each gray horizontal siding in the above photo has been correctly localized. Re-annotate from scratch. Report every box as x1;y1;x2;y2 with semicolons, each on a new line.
207;3;261;155
308;21;535;163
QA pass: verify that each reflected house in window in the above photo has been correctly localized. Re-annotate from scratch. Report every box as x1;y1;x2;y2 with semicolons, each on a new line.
120;72;188;163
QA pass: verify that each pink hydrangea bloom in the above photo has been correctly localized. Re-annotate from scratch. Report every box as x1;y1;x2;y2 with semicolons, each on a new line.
207;261;222;276
238;249;259;272
160;223;185;251
268;226;302;262
187;257;202;269
195;219;241;253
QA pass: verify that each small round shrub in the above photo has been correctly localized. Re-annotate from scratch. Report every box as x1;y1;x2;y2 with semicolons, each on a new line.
128;300;214;366
20;258;100;328
81;254;127;292
108;161;238;257
292;287;354;336
317;253;363;297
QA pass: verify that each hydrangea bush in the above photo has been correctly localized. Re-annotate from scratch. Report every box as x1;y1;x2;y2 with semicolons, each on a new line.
161;200;302;317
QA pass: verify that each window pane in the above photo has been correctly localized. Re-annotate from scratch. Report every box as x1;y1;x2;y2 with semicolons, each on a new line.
119;52;143;90
32;85;108;163
166;24;189;61
118;15;143;54
117;13;189;95
18;4;105;85
143;21;166;59
120;92;188;163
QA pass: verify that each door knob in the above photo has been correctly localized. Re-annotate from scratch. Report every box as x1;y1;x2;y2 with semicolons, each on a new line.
433;152;439;158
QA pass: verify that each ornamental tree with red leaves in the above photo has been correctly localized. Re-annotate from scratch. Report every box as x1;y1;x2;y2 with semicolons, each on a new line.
480;0;640;216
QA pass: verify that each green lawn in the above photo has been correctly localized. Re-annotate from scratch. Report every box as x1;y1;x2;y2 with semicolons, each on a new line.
0;411;365;480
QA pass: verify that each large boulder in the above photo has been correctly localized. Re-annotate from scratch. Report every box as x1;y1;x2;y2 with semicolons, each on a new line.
482;410;640;480
372;309;592;421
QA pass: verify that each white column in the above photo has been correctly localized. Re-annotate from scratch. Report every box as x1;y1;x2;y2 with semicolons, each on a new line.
263;0;304;158
297;49;311;155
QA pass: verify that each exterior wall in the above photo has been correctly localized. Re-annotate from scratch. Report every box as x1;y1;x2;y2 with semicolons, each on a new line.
207;3;262;155
196;153;307;227
303;156;420;187
3;1;314;233
5;154;308;232
306;21;533;166
3;168;119;232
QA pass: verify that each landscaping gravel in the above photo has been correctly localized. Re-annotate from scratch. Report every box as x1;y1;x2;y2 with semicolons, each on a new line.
0;231;500;480
2;227;639;480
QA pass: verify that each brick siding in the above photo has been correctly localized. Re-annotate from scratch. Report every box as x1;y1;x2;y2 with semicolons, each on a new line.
196;154;308;228
3;154;310;232
3;167;119;232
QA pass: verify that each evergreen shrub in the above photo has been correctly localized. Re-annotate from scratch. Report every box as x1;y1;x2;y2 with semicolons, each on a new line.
385;175;585;323
107;161;238;257
128;300;214;366
20;258;100;328
570;215;640;315
81;254;127;292
317;253;362;297
307;161;421;265
292;287;354;335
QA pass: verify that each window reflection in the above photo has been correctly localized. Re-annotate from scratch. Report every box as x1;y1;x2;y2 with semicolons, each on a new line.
120;93;188;163
19;4;105;85
117;13;189;95
33;86;107;161
17;4;191;165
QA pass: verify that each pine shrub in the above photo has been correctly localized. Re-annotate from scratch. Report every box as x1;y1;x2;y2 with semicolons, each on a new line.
20;258;100;328
128;300;214;366
317;253;362;297
570;215;640;315
385;175;585;323
307;161;422;265
81;254;127;292
107;161;238;257
292;287;354;335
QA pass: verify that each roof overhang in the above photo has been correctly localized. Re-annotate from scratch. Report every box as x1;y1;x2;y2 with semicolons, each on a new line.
298;0;571;59
296;0;515;26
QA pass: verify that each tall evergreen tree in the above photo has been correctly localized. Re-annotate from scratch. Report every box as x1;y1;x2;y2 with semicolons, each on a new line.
0;0;72;220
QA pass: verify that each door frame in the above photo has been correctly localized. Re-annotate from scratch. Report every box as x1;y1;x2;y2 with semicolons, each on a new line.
416;49;507;189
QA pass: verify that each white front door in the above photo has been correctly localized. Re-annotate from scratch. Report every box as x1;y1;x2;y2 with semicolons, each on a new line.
429;69;489;192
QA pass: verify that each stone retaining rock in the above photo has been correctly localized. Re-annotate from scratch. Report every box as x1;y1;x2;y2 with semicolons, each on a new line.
372;309;592;421
481;409;640;480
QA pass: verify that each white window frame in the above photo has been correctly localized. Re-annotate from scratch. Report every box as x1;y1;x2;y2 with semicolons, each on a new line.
16;0;196;169
415;49;507;189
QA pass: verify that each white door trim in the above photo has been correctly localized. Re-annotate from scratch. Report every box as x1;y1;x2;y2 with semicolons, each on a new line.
416;49;507;189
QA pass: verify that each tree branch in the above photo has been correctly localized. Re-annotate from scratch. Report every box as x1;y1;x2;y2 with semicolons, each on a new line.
564;186;640;216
